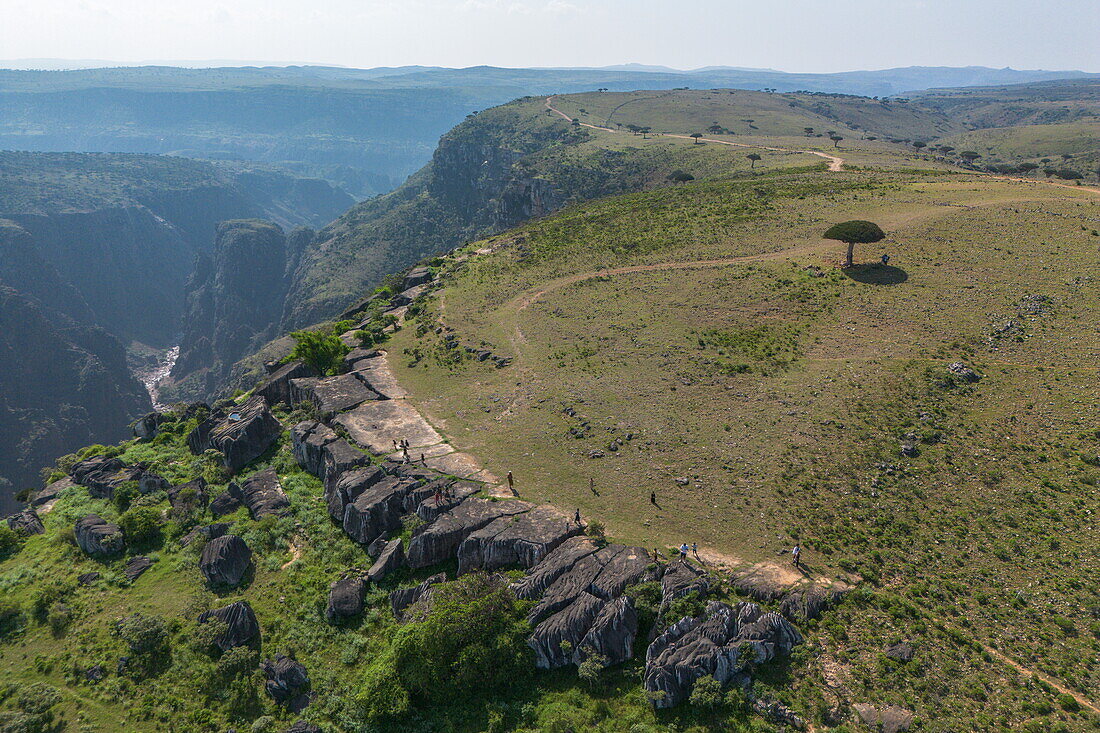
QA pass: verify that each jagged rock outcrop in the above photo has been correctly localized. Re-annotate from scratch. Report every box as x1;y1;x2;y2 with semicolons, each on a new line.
199;534;252;587
69;455;167;500
779;584;850;622
254;360;316;406
390;573;446;620
186;395;282;472
511;536;600;601
366;539;405;582
132;412;166;440
292;420;372;496
74;514;125;557
6;508;44;536
167;477;208;511
456;505;580;574
643;601;802;708
326;575;367;622
528;591;604;668
180;522;230;547
229;468;290;519
198;600;260;651
284;722;321;733
341;475;418;545
853;703;915;733
406;498;532;569
574;595;638;667
209;490;243;518
262;654;310;710
658;562;710;616
30;476;75;508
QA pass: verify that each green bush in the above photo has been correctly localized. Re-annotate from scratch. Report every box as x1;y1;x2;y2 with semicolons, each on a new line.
1057;693;1080;712
0;525;20;557
688;674;724;708
288;328;350;376
118;506;162;548
113;480;140;511
0;599;24;639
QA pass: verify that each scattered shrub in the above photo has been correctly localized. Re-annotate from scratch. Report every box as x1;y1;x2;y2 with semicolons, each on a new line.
688;674;724;708
118;506;162;548
288;328;350;376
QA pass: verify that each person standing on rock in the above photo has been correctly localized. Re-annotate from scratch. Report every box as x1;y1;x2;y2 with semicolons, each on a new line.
679;543;689;562
574;509;581;525
402;444;411;464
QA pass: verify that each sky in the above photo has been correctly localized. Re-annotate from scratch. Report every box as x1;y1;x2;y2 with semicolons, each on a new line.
2;0;1098;73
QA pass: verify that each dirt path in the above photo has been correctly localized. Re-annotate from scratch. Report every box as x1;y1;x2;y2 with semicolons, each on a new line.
280;535;303;570
980;643;1099;714
545;96;845;171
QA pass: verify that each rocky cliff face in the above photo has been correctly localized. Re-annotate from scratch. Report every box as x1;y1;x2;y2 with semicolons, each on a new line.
167;220;304;402
0;286;151;512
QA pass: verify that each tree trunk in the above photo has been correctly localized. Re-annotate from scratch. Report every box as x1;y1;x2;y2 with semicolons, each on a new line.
845;242;855;268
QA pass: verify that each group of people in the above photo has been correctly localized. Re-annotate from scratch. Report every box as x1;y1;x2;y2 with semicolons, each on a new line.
677;542;700;562
392;438;428;466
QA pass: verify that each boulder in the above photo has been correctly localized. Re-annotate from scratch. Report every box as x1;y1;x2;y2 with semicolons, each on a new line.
853;703;914;733
180;522;231;547
366;535;389;559
6;508;44;536
326;465;387;524
643;601;802;708
512;536;599;601
574;595;638;667
198;600;260;651
343;347;379;371
406;498;532;569
290;371;382;417
132;411;166;440
341;475;418;545
167;478;208;511
366;539;404;582
285;722;321;733
254;359;317;406
528;591;604;668
137;470;170;494
528;553;607;625
589;545;656;601
325;575;367;622
779;584;849;622
947;362;982;383
402;266;432;291
456;505;581;574
187;395;283;472
32;476;74;507
77;572;101;585
123;556;153;582
74;514;125;557
291;420;338;476
209;490;243;518
413;481;480;522
262;654;310;711
69;456;142;499
884;642;914;663
390;573;446;620
322;439;371;492
199;534;252;587
230;468;290;519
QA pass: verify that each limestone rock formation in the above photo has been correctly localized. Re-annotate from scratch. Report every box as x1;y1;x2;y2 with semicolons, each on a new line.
289;371;383;417
366;539;405;582
658;562;710;616
69;456;166;500
199;534;252;587
167;477;208;511
186;395;282;472
180;522;231;547
31;476;75;508
528;591;604;668
254;360;316;406
406;498;532;569
456;505;580;574
132;411;166;440
74;514;125;556
323;463;388;525
390;573;446;620
230;468;290;519
209;490;243;518
6;508;44;536
573;595;638;667
198;600;261;652
342;475;418;545
123;556;153;582
643;601;802;708
511;536;600;601
262;654;310;711
325;575;367;622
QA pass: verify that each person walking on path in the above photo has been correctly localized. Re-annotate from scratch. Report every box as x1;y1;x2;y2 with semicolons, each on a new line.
574;509;582;525
691;542;699;560
679;543;689;562
881;253;890;267
792;544;802;568
650;491;657;506
506;471;514;494
589;477;598;496
401;444;411;464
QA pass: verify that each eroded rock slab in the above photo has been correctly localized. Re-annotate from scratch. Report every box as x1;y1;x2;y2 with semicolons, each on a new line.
512;536;600;601
390;573;446;620
167;478;208;511
198;600;260;651
457;505;580;574
406;498;532;569
326;465;387;524
335;400;443;454
180;522;230;547
231;468;290;519
123;556;153;582
6;508;44;536
291;371;382;417
529;591;603;668
341;475;417;545
262;654;310;711
659;562;709;615
254;360;316;406
574;595;638;667
199;534;252;588
75;514;124;557
32;476;74;509
367;539;405;582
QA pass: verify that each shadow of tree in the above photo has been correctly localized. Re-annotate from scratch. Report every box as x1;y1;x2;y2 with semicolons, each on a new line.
843;264;908;285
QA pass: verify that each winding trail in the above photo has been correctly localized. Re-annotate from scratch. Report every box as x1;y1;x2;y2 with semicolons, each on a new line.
546;96;845;171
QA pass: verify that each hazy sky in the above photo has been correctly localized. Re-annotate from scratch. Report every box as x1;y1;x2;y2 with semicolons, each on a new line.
3;0;1098;72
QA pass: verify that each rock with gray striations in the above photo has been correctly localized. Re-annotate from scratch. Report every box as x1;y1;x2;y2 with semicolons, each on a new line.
198;600;260;651
290;371;382;417
230;468;290;519
326;465;387;525
180;522;231;547
322;439;371;492
341;475;418;545
262;654;310;711
884;642;914;663
406;498;532;569
6;508;44;536
167;477;208;510
413;481;480;522
573;595;639;667
343;347;380;371
31;476;74;507
390;573;446;620
456;505;581;574
658;562;708;615
74;514;125;556
77;572;101;586
325;575;367;622
291;420;338;477
209;490;243;518
69;456;157;499
132;411;166;440
528;591;604;668
284;721;321;733
254;360;317;406
199;534;252;588
401;266;433;291
123;556;153;582
643;601;802;708
779;584;849;622
366;539;405;582
511;536;599;601
187;395;283;472
947;362;982;383
853;703;914;733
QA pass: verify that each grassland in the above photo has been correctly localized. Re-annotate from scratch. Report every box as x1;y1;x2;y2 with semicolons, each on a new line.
389;165;1100;730
938;121;1100;180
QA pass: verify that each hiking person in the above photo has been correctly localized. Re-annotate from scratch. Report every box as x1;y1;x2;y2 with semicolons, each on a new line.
650;491;657;506
679;543;689;562
792;544;802;568
881;253;890;266
401;444;411;464
691;542;699;560
506;471;514;492
589;477;597;495
574;509;581;525
420;452;426;465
